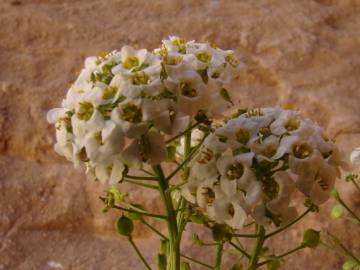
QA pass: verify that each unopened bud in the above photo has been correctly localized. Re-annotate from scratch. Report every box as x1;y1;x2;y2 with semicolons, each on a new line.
303;229;320;248
116;216;134;237
211;224;232;242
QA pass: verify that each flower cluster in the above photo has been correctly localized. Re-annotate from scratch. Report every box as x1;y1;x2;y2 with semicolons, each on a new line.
182;107;345;229
47;36;241;185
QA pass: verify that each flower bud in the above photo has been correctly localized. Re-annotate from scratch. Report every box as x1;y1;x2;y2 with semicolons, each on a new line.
116;216;134;237
211;224;232;242
331;204;343;220
302;229;320;248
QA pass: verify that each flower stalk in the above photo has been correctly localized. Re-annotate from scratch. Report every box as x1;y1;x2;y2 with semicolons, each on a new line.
153;165;180;270
248;225;266;270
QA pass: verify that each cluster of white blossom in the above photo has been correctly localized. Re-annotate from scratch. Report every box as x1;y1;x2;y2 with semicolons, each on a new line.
47;36;241;185
181;107;345;229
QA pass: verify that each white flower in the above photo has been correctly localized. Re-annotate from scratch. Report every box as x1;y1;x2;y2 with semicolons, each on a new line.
182;107;343;229
350;147;360;171
48;38;241;185
121;131;167;166
111;99;149;138
143;99;189;135
211;192;248;229
266;171;295;215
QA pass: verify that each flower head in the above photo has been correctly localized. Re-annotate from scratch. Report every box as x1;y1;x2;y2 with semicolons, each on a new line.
182;107;344;228
47;37;241;185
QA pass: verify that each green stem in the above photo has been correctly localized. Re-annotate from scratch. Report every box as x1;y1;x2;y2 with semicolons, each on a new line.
350;178;360;193
335;195;360;223
229;241;251;259
165;122;200;144
153;165;180;270
180;254;213;269
248;225;266;270
257;245;305;267
265;208;311;239
177;123;192;239
232;233;260;238
214;242;224;270
166;133;207;182
123;179;159;190
140;168;155;176
129;237;152;270
99;197;166;219
124;175;158;181
141;219;168;240
325;234;360;265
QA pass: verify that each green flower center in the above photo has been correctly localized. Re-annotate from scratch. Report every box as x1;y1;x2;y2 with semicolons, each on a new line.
285;117;300;131
120;103;142;123
163;56;182;65
77;102;94;121
131;72;150;85
103;86;117;99
226;163;244;180
196;51;212;63
293;143;313;159
260;144;277;158
180;82;198;97
225;53;240;67
261;176;279;200
236;128;250;145
123;56;139;70
172;38;186;54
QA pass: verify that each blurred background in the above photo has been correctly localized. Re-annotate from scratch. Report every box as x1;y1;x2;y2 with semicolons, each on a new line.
0;0;360;269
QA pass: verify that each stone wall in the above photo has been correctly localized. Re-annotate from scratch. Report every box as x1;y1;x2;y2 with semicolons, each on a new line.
0;0;359;269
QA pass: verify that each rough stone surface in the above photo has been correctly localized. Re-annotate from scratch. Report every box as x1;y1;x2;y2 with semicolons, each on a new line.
0;0;360;269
